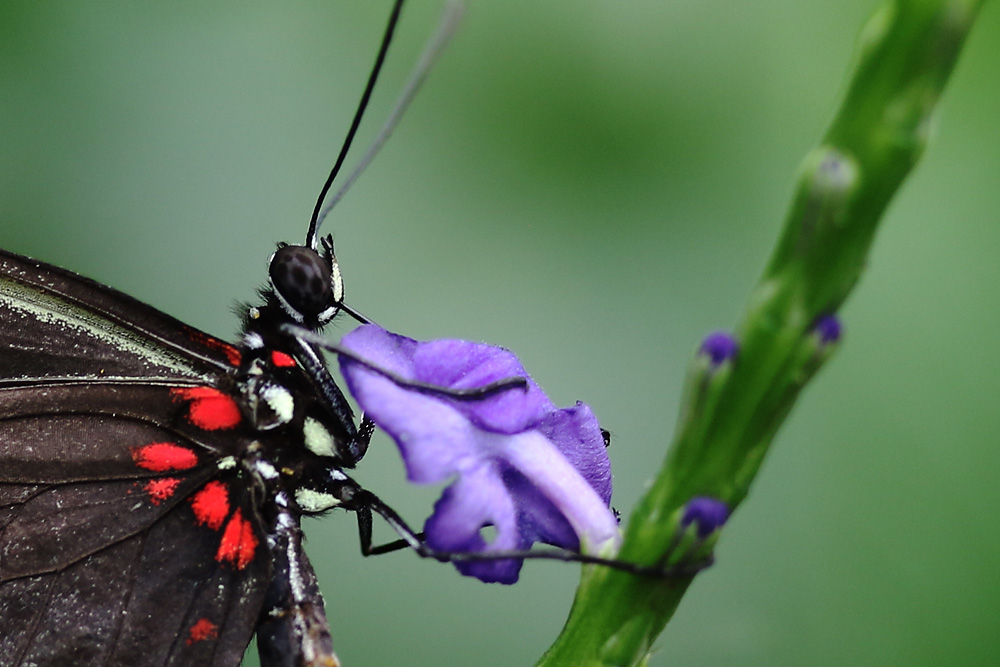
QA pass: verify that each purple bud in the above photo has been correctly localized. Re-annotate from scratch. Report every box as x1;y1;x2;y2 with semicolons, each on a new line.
699;331;739;365
681;496;730;538
814;314;842;344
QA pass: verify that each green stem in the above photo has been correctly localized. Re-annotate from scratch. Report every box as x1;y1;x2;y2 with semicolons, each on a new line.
537;1;982;665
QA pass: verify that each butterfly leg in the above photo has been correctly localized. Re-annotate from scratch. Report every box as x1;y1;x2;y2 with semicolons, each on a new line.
322;478;706;579
287;334;373;464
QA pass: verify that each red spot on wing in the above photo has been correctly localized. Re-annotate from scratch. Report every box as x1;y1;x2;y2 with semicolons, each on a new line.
216;508;258;570
132;443;198;471
186;618;219;645
172;386;242;430
222;347;242;366
184;328;242;366
144;477;181;504
271;350;296;367
190;481;230;530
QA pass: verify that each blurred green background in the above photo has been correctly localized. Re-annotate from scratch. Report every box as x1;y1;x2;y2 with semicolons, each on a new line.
2;1;998;665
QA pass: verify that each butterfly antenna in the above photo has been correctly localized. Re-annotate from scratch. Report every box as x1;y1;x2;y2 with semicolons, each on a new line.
307;0;406;250
310;1;465;247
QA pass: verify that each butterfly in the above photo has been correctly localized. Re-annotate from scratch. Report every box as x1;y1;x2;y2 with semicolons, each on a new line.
0;2;418;665
0;3;637;665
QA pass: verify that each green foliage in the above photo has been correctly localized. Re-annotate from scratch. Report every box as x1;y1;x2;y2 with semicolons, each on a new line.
538;2;983;665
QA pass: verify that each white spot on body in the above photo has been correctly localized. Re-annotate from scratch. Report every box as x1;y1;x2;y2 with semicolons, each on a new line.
329;261;343;303
303;417;336;458
261;384;295;424
316;305;338;324
255;459;279;480
295;488;340;513
244;332;264;349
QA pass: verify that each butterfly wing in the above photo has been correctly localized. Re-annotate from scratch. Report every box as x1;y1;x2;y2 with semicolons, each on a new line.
0;248;243;382
0;249;272;666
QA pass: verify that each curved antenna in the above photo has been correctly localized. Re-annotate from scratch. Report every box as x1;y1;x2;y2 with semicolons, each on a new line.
311;1;465;233
307;0;406;250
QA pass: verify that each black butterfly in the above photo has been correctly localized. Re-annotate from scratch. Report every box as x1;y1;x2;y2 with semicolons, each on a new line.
0;2;422;665
0;1;665;663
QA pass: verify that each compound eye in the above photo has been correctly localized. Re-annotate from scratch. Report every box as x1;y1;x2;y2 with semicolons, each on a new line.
269;245;333;319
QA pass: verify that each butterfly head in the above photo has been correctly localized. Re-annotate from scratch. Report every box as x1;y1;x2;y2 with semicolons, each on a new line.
268;238;343;328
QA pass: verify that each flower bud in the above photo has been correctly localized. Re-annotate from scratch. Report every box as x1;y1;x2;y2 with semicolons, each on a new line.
699;331;739;366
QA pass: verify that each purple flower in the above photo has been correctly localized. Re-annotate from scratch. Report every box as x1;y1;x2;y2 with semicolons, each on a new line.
338;324;620;584
681;496;730;538
700;331;739;365
813;314;842;343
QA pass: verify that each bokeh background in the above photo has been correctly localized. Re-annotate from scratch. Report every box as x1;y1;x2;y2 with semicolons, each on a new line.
2;2;998;665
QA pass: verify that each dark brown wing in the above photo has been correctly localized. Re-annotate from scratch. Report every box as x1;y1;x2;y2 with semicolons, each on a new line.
0;250;271;666
0;248;242;383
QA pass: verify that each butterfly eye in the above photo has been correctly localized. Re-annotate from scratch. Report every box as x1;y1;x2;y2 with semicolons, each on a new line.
268;245;343;324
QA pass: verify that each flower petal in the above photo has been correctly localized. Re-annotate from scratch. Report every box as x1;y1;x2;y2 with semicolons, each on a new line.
339;324;620;583
424;464;523;583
